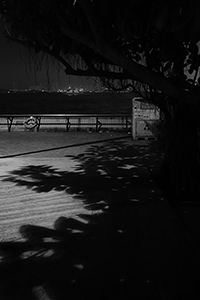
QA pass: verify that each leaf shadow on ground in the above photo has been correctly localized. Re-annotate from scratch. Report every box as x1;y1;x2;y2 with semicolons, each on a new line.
0;140;164;300
2;140;164;210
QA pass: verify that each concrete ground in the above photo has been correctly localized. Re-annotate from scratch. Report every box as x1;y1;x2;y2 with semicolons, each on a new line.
0;131;200;300
0;131;135;240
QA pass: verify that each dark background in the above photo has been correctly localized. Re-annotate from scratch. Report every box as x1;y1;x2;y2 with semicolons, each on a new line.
0;22;94;91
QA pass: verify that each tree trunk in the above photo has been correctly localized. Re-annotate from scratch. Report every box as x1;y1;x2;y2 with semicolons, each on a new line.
158;103;200;201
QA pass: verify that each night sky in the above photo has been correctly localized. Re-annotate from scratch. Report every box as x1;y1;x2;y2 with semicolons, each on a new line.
0;22;93;90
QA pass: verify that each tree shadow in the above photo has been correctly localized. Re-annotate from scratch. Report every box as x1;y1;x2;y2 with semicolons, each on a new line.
0;140;164;300
0;211;161;300
2;140;163;210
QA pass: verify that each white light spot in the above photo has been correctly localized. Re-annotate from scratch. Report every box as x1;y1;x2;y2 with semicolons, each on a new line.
98;169;107;175
120;164;137;170
74;264;84;270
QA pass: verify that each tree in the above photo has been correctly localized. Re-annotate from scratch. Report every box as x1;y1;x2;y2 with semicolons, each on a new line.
1;0;200;199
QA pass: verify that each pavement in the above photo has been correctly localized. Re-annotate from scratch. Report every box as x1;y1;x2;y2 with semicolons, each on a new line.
0;131;200;300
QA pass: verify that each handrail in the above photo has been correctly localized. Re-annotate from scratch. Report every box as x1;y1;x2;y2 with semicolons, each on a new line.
0;113;131;117
0;114;132;132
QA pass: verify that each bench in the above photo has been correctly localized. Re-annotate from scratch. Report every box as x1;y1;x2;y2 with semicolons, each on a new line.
0;114;132;132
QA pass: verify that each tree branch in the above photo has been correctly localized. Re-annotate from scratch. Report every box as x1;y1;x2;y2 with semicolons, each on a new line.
64;66;131;79
59;17;195;103
100;44;194;104
6;34;133;80
77;0;106;53
5;35;75;73
5;16;197;104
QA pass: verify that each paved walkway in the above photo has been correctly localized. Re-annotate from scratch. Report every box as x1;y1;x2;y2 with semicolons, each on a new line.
0;132;134;240
0;132;200;300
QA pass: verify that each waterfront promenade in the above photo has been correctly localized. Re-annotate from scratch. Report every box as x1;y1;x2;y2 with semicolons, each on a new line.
0;132;131;240
0;131;200;299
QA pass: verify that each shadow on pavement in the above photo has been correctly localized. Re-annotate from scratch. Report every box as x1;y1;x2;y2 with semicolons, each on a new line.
0;211;160;300
2;140;163;210
0;140;164;300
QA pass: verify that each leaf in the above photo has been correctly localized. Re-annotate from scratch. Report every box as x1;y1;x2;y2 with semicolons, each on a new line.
188;43;199;55
190;61;200;71
163;61;172;72
188;65;194;74
133;53;141;62
187;78;195;84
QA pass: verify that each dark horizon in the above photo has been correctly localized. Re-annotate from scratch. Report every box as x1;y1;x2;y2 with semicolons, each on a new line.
0;22;94;91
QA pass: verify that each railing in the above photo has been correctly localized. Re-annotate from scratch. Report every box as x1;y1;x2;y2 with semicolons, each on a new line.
0;114;132;132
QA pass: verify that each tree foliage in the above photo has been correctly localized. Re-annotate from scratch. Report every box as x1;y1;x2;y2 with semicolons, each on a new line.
1;0;200;103
1;0;200;198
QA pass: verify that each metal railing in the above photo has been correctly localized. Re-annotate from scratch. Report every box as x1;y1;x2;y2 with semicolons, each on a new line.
0;114;132;132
